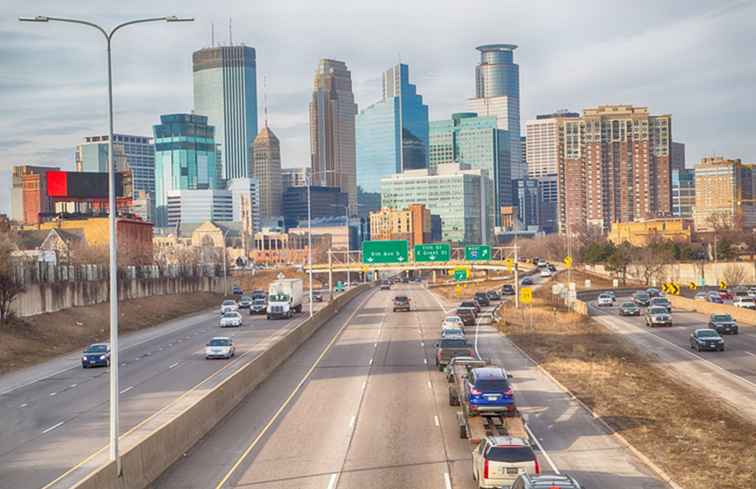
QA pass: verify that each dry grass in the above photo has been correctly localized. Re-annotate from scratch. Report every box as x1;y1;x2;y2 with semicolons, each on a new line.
232;269;324;293
498;298;756;489
0;292;223;374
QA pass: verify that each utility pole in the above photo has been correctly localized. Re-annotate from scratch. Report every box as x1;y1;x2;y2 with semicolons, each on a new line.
328;249;333;301
514;232;520;309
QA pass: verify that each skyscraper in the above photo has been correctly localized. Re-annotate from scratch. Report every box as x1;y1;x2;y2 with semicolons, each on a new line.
193;46;258;180
251;125;282;221
356;64;429;193
309;59;358;211
429;112;511;221
671;141;686;172
468;44;523;180
694;157;755;231
153;113;222;227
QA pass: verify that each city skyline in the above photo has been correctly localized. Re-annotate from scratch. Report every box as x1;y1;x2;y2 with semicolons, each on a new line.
2;0;756;215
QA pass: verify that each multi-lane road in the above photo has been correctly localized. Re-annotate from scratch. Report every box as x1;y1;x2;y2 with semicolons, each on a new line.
0;301;329;489
152;285;669;489
580;290;756;423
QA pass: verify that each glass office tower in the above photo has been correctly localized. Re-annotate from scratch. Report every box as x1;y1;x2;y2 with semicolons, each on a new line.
356;64;429;193
153;114;222;226
193;46;257;181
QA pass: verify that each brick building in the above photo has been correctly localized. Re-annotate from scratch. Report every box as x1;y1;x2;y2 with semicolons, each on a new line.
369;204;432;247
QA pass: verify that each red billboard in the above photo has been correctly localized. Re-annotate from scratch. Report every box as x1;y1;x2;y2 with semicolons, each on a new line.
46;171;125;199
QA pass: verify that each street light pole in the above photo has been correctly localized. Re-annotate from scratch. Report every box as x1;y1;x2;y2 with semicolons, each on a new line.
306;177;313;317
19;15;193;477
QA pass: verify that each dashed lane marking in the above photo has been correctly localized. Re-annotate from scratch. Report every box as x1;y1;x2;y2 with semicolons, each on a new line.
42;421;64;434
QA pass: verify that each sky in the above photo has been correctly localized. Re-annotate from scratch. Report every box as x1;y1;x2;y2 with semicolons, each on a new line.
2;0;756;215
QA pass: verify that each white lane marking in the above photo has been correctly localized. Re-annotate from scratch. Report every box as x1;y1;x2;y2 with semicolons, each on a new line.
121;363;127;367
444;472;452;489
49;392;56;397
42;421;64;434
369;358;374;366
168;362;179;369
745;351;756;358
373;342;377;347
349;415;356;429
434;415;439;427
420;341;425;347
474;316;482;359
69;384;77;388
429;290;449;313
427;380;432;389
327;473;338;489
19;403;28;408
362;381;367;391
119;386;134;394
525;424;560;474
424;358;428;365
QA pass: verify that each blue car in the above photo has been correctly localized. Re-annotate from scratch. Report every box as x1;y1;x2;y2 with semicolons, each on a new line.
81;343;111;368
465;367;515;416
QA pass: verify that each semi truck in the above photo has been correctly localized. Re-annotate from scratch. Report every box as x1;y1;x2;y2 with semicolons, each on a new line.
266;278;304;319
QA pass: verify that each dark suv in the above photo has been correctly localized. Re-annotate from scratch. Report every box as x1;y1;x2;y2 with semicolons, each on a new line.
474;292;491;307
460;300;480;315
456;307;477;326
708;313;739;335
501;284;515;296
392;295;411;312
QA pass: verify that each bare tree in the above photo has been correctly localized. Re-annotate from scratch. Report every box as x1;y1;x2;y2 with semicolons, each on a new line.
0;234;25;323
722;263;748;287
632;239;674;286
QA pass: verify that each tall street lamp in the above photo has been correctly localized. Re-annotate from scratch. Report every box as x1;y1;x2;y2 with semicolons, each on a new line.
19;14;193;476
329;203;351;287
305;169;341;315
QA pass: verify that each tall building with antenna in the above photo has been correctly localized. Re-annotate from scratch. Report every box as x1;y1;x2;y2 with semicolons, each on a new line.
192;28;257;182
251;83;282;221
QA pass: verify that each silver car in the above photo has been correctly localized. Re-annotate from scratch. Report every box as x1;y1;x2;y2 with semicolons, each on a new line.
644;306;671;327
220;299;238;314
472;436;539;488
205;337;235;359
219;311;242;328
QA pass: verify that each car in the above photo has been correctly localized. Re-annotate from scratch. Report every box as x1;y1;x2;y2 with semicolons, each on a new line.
537;259;548;268
521;277;534;286
220;299;238;314
465;367;515;415
249;296;267;314
238;295;253;309
441;327;466;338
708;313;739;335
649;297;671;313
444;356;486;382
618;302;641;316
694;291;708;301
707;292;724;304
486;290;501;301
733;296;756;309
719;290;734;301
81;343;111;368
604;290;616;299
596;293;614;307
501;284;515;296
380;280;391;290
205;337;235;359
393;295;411;312
646;288;661;298
435;337;475;369
312;292;324;303
442;315;466;331
645;306;672;327
539;268;553;278
219;311;243;328
474;292;491;307
690;328;725;352
511;474;584;489
472;436;538;488
632;292;650;307
461;300;481;315
231;286;243;295
456;307;478;327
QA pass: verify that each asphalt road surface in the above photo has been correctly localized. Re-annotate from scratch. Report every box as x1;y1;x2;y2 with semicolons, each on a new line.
580;290;756;423
154;285;668;489
0;301;328;489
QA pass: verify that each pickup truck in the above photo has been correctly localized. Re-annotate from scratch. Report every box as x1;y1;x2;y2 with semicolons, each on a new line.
435;337;475;371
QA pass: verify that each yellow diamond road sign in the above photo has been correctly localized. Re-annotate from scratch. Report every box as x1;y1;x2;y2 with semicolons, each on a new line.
520;287;533;304
564;255;573;268
688;282;697;290
719;281;727;290
662;282;680;295
504;257;513;271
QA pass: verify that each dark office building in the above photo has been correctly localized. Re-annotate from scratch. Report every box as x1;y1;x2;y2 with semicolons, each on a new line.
282;185;348;230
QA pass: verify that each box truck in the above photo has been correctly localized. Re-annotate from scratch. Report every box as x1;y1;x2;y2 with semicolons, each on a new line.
267;278;304;319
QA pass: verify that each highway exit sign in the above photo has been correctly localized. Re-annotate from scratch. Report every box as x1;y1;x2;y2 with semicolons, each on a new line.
414;243;451;262
464;244;491;261
362;240;409;264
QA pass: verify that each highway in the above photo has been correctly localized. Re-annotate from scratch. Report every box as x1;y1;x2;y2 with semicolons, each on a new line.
153;284;668;489
0;301;328;489
579;290;756;423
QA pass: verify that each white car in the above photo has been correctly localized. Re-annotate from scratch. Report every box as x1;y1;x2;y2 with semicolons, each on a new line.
441;327;465;338
539;268;553;278
205;337;235;359
597;293;614;307
733;297;756;309
472;436;539;488
220;299;238;314
442;315;465;331
219;311;243;327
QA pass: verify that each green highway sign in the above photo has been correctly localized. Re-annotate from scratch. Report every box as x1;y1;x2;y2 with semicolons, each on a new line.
362;240;409;264
414;243;451;262
464;244;491;261
454;270;467;282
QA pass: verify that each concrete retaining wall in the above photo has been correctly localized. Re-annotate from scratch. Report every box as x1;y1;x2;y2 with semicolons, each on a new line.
69;284;370;489
584;262;756;286
668;295;756;326
11;276;224;317
568;299;589;316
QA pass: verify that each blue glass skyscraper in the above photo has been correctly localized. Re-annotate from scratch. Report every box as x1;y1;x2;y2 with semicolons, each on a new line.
153;114;222;226
356;64;429;194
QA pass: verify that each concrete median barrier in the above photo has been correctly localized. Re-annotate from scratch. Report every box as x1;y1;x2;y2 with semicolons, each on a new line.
66;284;371;489
668;294;756;327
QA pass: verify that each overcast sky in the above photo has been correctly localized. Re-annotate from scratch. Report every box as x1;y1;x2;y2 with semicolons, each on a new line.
2;0;755;214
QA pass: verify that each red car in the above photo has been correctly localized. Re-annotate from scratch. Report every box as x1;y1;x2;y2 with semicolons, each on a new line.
719;291;733;301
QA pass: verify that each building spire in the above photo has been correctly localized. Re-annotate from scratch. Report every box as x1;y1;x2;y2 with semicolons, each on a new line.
211;22;215;47
263;75;269;128
228;17;233;46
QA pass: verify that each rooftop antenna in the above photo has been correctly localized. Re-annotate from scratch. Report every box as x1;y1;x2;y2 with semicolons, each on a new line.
228;17;233;46
263;75;269;128
211;22;215;47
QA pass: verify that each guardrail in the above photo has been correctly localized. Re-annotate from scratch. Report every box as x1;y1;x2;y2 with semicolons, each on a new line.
667;294;756;326
65;284;372;489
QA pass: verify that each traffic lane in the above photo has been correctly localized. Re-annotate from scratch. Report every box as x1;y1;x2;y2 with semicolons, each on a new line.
0;309;318;489
150;288;382;489
591;296;756;383
472;310;668;489
339;290;448;489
